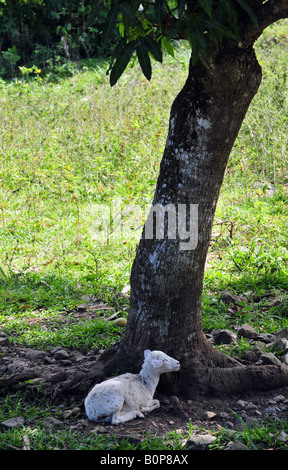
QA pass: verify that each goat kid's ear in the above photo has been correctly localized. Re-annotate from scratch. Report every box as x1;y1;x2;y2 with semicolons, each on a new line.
144;349;151;358
151;359;164;368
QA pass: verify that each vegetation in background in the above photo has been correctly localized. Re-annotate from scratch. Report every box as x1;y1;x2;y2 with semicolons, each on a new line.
0;0;116;78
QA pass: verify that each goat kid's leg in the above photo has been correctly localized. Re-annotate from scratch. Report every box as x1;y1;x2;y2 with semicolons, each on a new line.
112;409;144;424
141;399;160;414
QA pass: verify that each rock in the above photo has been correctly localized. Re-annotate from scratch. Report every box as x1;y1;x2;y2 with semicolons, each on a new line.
236;400;247;409
61;410;73;419
43;417;63;427
241;350;258;363
257;333;276;344
264;406;280;414
25;348;46;360
238;323;258;339
224;440;250;450
201;411;217;420
276;329;288;341
185;434;216;450
71;407;81;415
280;353;288;365
277;431;288;442
273;395;285;403
0;337;9;346
1;417;25;429
23;434;30;450
246;402;258;411
260;352;281;366
213;329;238;345
274;338;288;354
54;349;70;360
252;342;266;358
113;317;127;327
50;346;63;354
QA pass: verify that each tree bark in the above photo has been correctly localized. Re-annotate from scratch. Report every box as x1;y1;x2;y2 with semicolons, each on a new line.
125;44;262;356
96;39;288;396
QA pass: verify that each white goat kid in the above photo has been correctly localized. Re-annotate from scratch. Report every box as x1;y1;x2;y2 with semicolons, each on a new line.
84;349;180;424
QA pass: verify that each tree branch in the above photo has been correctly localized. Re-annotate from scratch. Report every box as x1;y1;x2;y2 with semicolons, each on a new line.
242;0;288;47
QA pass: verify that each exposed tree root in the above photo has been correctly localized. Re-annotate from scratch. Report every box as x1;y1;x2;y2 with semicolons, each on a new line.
0;371;40;388
181;363;288;398
1;344;288;404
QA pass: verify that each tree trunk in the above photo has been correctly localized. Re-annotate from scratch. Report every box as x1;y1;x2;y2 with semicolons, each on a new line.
97;43;288;397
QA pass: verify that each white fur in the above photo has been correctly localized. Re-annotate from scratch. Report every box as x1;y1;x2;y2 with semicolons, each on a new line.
84;350;180;424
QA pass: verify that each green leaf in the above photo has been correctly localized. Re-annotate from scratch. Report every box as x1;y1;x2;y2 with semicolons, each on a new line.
119;2;141;27
166;17;187;40
101;5;119;47
186;16;206;64
204;18;236;40
216;0;239;38
162;37;175;58
106;37;128;75
143;36;163;63
136;39;152;80
154;0;164;27
109;41;136;86
0;266;7;279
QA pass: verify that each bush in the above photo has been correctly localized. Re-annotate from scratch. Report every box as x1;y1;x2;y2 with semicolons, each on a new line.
0;1;117;78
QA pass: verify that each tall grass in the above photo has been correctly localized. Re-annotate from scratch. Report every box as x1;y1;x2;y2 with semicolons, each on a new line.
0;45;189;287
0;21;287;337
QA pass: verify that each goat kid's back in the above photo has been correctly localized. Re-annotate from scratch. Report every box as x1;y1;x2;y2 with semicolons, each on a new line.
84;349;180;424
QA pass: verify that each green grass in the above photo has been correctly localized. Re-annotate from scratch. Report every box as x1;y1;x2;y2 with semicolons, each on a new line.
0;272;124;350
210;417;288;450
0;21;288;450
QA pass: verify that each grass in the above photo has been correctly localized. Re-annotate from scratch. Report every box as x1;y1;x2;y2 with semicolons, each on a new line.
0;20;288;449
210;417;288;450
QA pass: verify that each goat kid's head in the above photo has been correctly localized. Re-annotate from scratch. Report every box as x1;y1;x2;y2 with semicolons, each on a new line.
144;350;180;373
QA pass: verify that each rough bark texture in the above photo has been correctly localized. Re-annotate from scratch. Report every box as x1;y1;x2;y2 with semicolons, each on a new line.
129;45;261;349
